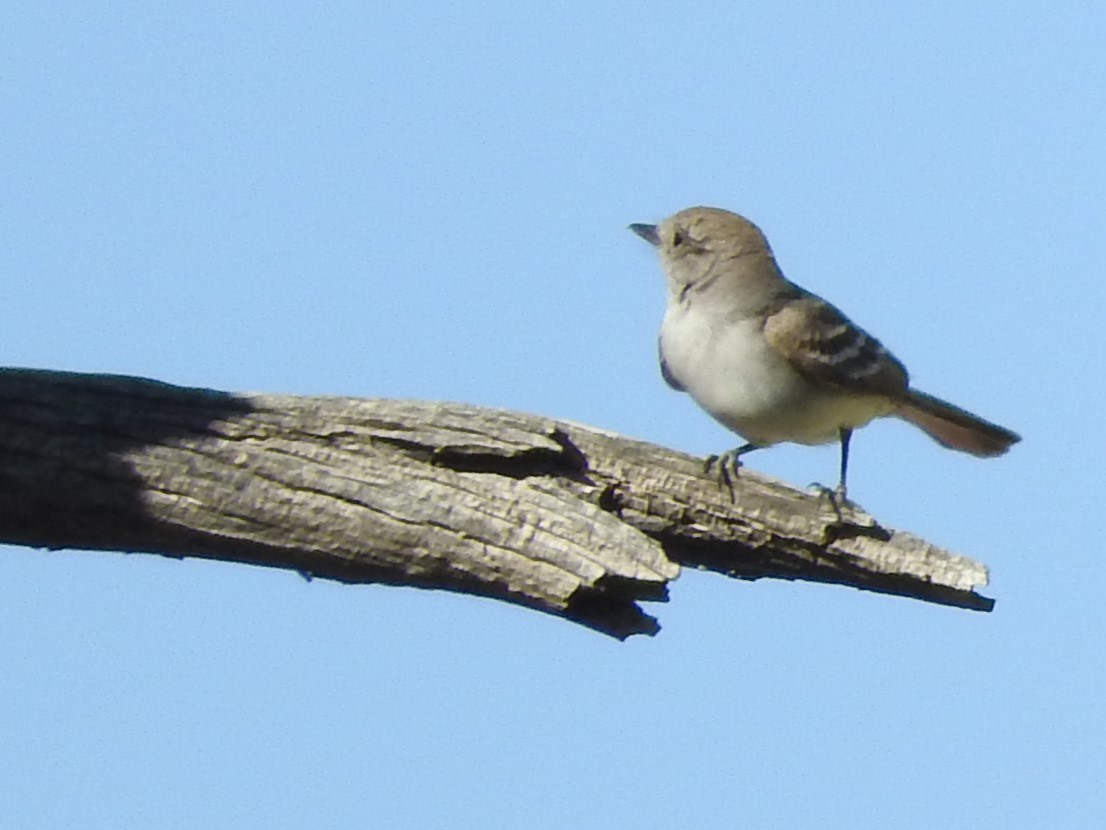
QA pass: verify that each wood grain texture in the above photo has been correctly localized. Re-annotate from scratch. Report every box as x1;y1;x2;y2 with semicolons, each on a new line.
0;369;992;638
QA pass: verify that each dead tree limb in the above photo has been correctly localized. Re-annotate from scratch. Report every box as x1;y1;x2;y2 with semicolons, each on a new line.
0;368;992;638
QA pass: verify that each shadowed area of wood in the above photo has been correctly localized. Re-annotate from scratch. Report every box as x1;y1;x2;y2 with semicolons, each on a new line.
0;369;993;638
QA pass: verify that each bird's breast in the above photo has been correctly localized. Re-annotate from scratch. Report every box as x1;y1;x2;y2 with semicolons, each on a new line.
661;308;800;419
659;304;886;445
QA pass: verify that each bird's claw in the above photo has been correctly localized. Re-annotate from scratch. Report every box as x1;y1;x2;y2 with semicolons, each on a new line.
705;445;758;502
705;449;742;487
808;481;862;516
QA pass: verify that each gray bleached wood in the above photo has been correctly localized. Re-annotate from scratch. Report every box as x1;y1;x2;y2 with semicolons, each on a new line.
0;369;992;639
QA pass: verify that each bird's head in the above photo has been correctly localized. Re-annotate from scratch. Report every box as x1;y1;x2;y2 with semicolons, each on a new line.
630;206;776;300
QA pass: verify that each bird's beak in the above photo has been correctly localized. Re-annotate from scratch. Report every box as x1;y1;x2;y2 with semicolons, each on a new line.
629;223;660;247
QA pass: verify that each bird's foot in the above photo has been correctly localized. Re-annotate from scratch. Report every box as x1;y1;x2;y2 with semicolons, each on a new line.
705;444;759;501
808;482;864;516
705;450;740;488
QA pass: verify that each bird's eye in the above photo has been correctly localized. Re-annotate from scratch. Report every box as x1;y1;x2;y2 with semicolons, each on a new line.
672;229;686;247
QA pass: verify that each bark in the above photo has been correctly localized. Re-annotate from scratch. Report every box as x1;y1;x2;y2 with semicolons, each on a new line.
0;368;992;639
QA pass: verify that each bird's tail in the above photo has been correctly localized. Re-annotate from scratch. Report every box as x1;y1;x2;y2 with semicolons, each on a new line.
895;390;1020;457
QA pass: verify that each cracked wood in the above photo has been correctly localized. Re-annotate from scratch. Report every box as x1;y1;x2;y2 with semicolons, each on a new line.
0;368;992;638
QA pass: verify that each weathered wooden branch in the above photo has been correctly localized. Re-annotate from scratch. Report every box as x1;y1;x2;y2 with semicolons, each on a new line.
0;368;992;638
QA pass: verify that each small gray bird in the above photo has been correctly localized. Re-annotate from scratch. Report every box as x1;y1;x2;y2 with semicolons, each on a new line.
630;206;1019;496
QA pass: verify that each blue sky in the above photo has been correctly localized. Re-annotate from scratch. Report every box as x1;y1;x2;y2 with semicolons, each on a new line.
1;2;1103;827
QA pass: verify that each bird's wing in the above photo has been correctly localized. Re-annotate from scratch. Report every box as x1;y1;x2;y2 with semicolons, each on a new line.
761;296;909;398
657;337;685;390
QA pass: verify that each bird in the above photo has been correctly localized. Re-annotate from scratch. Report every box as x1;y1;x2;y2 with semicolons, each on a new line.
629;206;1019;498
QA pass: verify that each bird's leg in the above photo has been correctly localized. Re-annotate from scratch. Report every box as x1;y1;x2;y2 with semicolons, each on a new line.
809;428;864;515
705;443;760;499
807;428;855;508
836;427;852;500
